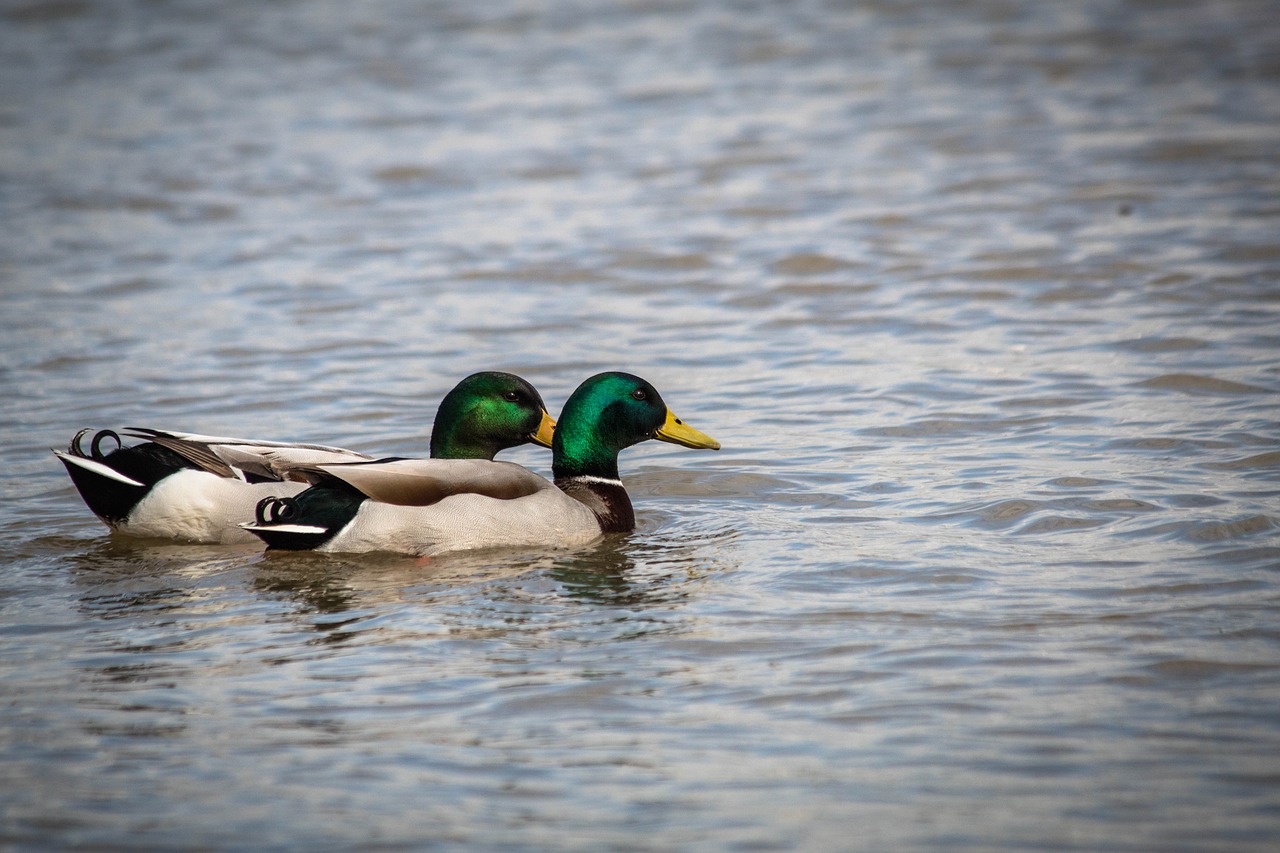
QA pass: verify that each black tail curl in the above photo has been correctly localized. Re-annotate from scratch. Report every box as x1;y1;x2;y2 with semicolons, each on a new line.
255;495;299;526
69;428;124;460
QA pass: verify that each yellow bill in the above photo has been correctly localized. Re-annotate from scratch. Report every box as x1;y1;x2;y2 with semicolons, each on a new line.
529;409;557;448
655;409;720;450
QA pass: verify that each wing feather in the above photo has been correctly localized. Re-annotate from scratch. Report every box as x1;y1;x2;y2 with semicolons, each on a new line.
125;428;373;481
299;458;550;506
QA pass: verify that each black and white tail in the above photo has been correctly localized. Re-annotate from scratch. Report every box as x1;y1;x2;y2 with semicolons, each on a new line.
240;485;367;551
53;429;197;526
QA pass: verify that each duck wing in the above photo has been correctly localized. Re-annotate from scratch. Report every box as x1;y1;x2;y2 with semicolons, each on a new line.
125;428;374;482
275;457;550;506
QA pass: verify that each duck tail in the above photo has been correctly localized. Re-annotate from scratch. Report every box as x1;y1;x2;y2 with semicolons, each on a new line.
53;429;198;525
240;487;365;551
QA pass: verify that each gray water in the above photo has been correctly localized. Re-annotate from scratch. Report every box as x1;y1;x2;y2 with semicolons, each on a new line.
3;0;1279;849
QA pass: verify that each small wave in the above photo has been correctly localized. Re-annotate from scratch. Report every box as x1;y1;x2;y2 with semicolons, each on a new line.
1124;515;1279;544
1133;374;1274;395
1017;516;1107;535
1043;476;1110;488
1142;658;1278;681
1079;499;1160;512
863;417;1043;439
1202;451;1280;471
768;252;858;276
920;498;1043;529
1107;336;1210;353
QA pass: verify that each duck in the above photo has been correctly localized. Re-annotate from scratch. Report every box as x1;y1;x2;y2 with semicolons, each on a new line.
241;371;720;556
54;371;556;544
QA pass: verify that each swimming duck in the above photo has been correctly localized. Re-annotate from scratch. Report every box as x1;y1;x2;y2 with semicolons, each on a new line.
241;371;720;556
54;372;556;544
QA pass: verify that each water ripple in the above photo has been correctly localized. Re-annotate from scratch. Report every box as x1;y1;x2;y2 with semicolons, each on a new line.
3;0;1280;849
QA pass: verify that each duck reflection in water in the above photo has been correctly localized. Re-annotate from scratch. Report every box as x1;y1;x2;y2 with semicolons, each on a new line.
64;519;738;652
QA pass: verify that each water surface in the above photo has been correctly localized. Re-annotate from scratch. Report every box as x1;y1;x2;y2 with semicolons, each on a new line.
2;0;1279;849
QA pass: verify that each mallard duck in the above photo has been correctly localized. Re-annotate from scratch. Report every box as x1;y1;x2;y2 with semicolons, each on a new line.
54;372;556;544
241;371;720;556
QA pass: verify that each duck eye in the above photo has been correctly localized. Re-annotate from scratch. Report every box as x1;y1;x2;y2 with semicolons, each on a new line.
631;388;647;401
502;391;520;403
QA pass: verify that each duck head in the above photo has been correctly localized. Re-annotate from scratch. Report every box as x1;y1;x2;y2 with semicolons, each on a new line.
430;371;556;460
552;371;719;480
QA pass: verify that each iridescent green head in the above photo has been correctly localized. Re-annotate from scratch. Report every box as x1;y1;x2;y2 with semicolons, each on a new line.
430;372;556;460
551;371;720;480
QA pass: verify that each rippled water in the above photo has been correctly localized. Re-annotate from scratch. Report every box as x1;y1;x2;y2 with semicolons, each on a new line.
3;0;1279;849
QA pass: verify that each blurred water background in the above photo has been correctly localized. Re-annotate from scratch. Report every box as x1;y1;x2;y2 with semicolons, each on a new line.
2;0;1279;849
